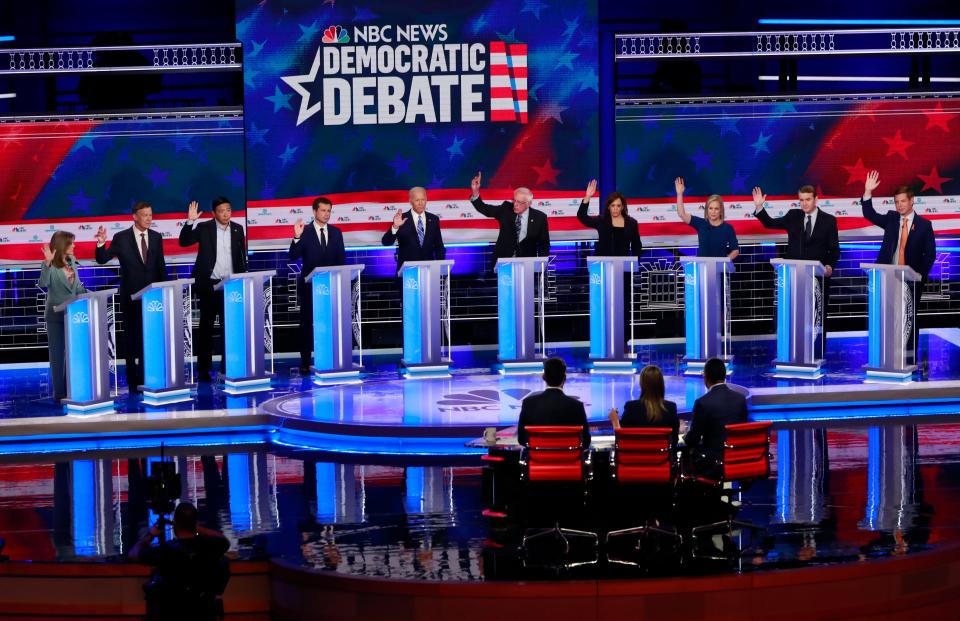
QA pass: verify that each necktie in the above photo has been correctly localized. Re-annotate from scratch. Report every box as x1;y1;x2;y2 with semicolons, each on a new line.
417;216;425;247
804;215;812;241
320;227;327;250
514;214;522;256
140;232;148;263
898;217;909;265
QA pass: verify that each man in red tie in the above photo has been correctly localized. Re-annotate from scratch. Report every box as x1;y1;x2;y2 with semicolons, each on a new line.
95;201;169;394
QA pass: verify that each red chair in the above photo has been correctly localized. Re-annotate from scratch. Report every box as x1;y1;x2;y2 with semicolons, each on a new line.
689;421;772;558
605;427;681;562
519;425;597;560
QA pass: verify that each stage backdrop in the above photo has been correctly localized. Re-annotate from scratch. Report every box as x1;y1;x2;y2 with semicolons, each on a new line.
237;0;601;248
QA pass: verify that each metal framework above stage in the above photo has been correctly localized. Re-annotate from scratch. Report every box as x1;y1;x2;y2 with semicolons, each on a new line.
616;28;960;60
0;43;242;76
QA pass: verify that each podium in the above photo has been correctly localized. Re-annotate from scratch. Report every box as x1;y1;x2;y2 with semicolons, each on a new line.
862;263;921;380
587;256;638;373
54;289;118;414
681;256;734;371
495;256;548;373
214;270;276;393
131;278;195;405
399;260;453;376
307;264;364;384
771;258;825;377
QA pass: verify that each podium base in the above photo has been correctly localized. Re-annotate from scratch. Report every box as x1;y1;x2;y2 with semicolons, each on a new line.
141;385;195;406
401;360;451;378
864;366;916;382
223;375;274;395
62;397;115;415
312;367;363;386
773;361;825;380
589;359;637;375
497;358;544;375
683;357;734;376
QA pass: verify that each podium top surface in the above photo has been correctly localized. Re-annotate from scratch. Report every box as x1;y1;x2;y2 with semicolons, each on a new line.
400;260;455;270
586;255;639;266
770;258;824;268
306;264;364;281
860;263;921;281
214;270;277;290
52;288;118;313
495;256;549;272
130;278;195;300
679;256;734;264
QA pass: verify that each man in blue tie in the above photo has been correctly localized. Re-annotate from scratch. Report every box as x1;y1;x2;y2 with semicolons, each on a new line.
289;196;346;373
381;186;446;275
468;171;550;267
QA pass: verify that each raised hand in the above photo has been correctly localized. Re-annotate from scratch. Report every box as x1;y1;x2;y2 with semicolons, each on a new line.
674;176;685;196
470;171;482;195
392;210;408;229
187;200;200;221
752;186;767;210
41;243;54;264
95;225;107;245
584;178;597;202
864;170;880;197
293;218;305;239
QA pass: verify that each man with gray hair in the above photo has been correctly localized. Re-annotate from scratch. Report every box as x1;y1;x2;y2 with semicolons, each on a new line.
469;171;550;264
381;186;446;275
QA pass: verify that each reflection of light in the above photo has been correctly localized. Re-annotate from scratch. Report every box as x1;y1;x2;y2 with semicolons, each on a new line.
405;467;424;514
228;454;252;531
72;460;96;556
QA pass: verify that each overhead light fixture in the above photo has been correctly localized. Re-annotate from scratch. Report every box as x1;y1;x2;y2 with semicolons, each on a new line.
759;19;960;26
758;75;960;83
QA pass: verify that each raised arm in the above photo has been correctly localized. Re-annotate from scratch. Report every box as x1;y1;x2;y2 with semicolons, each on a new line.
178;201;201;247
576;179;601;229
752;186;788;230
861;170;885;228
675;177;692;224
93;226;113;264
381;210;406;246
469;170;503;217
288;219;306;260
38;244;54;287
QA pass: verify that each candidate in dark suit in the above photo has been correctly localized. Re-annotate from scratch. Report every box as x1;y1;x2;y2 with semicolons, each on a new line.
685;358;749;477
95;201;169;393
517;357;591;448
381;186;446;274
289;196;347;371
609;365;679;446
576;181;643;260
753;184;840;351
469;171;550;265
178;197;248;380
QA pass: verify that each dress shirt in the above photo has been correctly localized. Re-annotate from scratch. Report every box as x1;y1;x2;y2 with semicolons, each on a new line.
896;211;916;263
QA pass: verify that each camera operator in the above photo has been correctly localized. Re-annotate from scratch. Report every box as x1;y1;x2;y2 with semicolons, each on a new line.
129;502;230;621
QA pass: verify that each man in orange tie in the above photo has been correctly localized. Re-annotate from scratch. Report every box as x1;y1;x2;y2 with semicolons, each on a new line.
861;170;937;361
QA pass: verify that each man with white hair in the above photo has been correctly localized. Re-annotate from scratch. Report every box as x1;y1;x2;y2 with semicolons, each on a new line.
382;186;446;274
469;171;550;263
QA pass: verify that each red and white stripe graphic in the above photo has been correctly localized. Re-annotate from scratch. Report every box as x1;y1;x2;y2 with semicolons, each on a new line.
489;41;528;123
508;44;528;124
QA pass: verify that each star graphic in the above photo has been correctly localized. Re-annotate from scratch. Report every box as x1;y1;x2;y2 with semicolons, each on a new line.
750;132;771;155
472;13;489;35
298;21;319;44
621;145;640;162
389;153;412;176
495;29;519;44
418;127;438;143
265;85;294;113
247;122;269;147
532;159;561;185
361;135;375;151
882;130;915;160
146;166;169;189
537;103;568;124
556;52;578;71
72;135;96;153
243;66;259;89
562;17;580;39
578;68;599;93
281;48;324;125
646;164;657;181
713;118;740;136
772;102;798;117
225;167;244;187
168;135;194;153
446;135;465;160
918;166;952;193
841;157;870;186
69;189;94;214
924;102;958;132
730;170;748;194
250;40;267;57
689;147;712;172
354;6;379;21
279;144;299;167
528;82;543;102
521;0;549;20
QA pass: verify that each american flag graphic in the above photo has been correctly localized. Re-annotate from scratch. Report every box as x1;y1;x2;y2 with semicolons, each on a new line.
489;41;528;124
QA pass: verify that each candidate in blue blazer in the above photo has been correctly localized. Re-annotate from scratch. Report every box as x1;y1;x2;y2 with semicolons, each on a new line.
381;186;446;274
289;196;347;372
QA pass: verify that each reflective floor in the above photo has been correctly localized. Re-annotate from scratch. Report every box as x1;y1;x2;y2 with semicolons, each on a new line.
1;420;958;581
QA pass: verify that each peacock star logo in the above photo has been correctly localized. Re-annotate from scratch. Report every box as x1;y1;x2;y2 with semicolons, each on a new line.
228;291;243;304
71;311;90;324
322;25;350;44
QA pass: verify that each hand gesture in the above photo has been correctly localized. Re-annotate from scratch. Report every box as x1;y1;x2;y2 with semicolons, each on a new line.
41;243;54;264
95;225;107;245
470;171;482;195
392;210;408;229
187;200;200;221
824;265;833;278
608;407;619;423
584;179;597;202
752;186;767;210
864;170;880;196
293;218;305;239
674;177;685;196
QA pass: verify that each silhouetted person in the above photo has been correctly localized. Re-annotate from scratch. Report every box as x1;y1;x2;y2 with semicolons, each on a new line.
685;358;748;478
517;357;590;448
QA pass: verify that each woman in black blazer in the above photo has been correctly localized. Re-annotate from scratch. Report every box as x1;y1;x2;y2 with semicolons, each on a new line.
609;365;679;446
576;179;643;260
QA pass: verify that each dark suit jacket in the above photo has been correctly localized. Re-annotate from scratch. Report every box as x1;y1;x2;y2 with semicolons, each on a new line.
861;198;937;279
177;218;248;281
620;399;679;446
380;210;445;274
95;227;168;301
288;223;346;284
470;197;550;262
685;384;749;459
577;200;643;260
754;207;840;268
517;388;591;448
